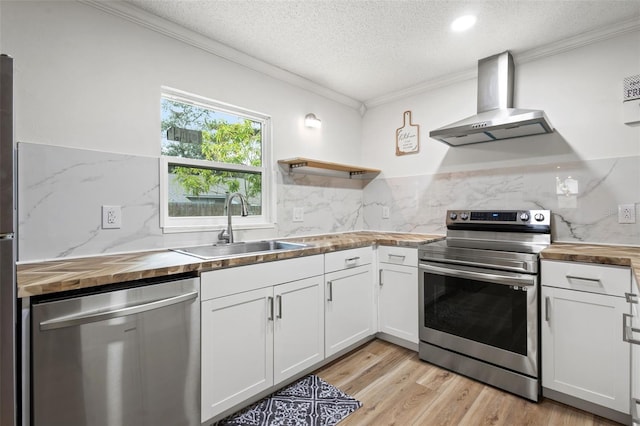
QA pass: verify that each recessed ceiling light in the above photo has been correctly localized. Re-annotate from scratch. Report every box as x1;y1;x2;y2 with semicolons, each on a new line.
451;15;477;32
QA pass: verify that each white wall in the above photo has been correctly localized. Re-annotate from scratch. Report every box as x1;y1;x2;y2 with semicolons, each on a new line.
0;0;362;163
362;30;640;177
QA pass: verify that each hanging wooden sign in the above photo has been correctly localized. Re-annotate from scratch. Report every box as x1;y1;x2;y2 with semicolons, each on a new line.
396;110;419;156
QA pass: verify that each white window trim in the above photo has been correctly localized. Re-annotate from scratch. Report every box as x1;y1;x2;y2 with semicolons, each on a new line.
159;87;273;233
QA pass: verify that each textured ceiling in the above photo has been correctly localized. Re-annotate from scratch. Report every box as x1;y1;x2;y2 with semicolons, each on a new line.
124;0;640;104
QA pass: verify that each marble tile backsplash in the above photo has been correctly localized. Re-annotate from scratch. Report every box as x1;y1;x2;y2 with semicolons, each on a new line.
18;143;640;261
17;143;365;261
363;156;640;245
276;171;365;237
19;143;164;261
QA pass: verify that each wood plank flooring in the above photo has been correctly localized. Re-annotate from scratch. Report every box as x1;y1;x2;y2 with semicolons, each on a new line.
313;339;621;426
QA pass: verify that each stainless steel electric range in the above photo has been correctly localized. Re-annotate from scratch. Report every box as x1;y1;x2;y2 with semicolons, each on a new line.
418;209;551;401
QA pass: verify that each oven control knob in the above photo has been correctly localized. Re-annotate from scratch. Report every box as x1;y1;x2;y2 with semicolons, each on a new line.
534;213;545;222
519;212;530;221
460;212;469;220
449;212;457;220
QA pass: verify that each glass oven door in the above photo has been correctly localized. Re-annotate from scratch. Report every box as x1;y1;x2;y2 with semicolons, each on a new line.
419;261;538;377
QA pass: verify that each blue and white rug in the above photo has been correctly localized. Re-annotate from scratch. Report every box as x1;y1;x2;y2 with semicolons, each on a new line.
217;374;362;426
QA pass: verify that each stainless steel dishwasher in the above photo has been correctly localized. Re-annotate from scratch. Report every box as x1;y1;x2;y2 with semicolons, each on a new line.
30;274;200;426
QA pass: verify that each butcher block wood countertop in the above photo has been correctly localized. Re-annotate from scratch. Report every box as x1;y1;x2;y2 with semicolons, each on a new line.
18;235;640;298
16;231;443;298
541;242;640;290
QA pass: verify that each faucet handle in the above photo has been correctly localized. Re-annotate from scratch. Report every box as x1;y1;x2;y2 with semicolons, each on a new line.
217;228;230;243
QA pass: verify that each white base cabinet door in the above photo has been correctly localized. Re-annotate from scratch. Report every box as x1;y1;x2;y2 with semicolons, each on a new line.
378;262;418;344
541;285;630;414
325;264;374;357
201;287;274;422
200;255;324;423
273;276;324;384
630;275;640;425
633;315;640;426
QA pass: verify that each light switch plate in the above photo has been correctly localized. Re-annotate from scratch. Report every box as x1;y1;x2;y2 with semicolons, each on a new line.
382;206;390;219
293;207;304;222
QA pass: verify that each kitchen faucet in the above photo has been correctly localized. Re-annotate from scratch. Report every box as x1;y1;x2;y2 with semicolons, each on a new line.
218;192;249;244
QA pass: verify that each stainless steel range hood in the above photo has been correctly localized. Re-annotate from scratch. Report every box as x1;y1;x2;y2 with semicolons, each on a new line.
429;51;553;146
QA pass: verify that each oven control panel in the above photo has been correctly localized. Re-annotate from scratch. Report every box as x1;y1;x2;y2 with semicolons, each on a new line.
446;209;551;228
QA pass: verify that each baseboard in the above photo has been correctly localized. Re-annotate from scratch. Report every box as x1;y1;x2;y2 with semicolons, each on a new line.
376;332;418;352
543;387;631;425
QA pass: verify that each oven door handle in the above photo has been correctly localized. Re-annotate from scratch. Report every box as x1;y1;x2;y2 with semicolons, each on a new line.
419;263;535;287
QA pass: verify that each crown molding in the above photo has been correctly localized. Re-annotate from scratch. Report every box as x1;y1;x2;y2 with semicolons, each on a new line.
364;17;640;109
79;0;364;111
516;16;640;64
364;67;477;108
79;1;638;112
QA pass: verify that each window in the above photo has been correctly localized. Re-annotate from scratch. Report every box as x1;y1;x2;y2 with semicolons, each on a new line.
159;88;272;232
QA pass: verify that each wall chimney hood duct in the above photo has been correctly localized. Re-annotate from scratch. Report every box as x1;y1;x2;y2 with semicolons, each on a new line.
429;51;553;146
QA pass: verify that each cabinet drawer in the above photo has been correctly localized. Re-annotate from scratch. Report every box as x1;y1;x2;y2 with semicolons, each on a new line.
201;255;324;301
378;246;417;266
325;247;372;273
541;260;630;297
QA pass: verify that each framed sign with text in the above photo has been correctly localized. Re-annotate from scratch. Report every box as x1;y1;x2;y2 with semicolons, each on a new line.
396;110;419;156
624;74;640;101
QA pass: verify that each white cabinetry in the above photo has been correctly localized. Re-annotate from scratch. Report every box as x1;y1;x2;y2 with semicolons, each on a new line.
541;260;631;422
201;287;272;422
628;274;640;426
324;247;375;357
200;255;324;423
377;246;418;346
273;277;324;383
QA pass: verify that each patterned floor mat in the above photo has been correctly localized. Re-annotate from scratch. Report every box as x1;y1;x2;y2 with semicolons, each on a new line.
216;374;362;426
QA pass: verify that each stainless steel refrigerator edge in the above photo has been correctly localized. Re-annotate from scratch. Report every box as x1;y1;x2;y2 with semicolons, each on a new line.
0;53;17;426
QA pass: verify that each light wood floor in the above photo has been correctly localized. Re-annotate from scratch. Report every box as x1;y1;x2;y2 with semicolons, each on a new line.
314;339;621;426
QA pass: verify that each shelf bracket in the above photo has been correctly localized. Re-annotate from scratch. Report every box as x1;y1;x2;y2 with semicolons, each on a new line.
289;161;308;169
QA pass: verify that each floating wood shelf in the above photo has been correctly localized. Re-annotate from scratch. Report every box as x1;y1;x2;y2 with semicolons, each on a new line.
278;157;381;179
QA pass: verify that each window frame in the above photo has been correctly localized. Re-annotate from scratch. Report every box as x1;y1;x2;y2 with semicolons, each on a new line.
159;87;273;233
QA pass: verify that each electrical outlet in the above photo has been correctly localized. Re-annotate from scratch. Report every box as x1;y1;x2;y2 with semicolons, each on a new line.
293;207;304;222
382;206;390;219
618;204;636;224
102;205;122;229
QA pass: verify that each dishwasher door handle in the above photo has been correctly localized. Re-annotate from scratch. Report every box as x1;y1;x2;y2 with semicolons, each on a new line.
39;291;199;331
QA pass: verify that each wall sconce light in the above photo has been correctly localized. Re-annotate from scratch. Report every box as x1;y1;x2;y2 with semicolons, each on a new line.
304;113;322;129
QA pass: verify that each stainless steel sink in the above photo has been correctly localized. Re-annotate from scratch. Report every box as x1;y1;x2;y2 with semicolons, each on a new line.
172;240;311;260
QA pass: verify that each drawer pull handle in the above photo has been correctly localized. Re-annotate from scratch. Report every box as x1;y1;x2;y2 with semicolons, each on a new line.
267;296;274;321
626;292;639;304
545;296;551;322
327;281;333;301
622;313;640;345
345;256;360;266
388;254;406;261
379;269;383;286
565;275;601;284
